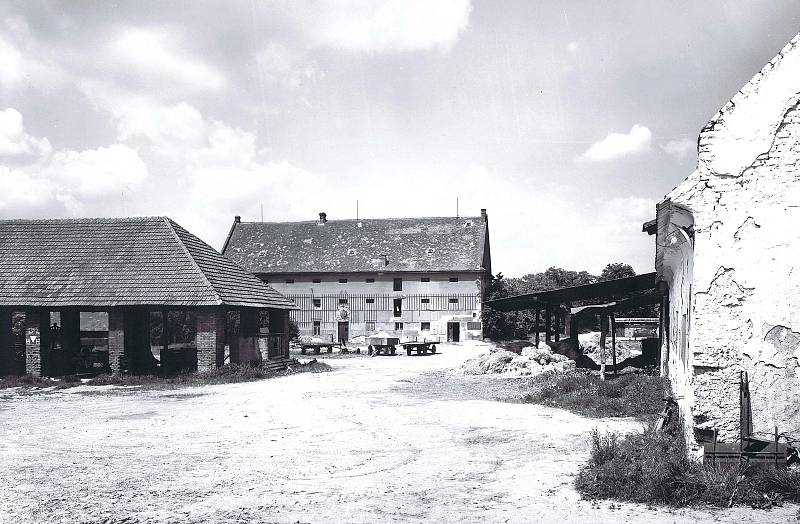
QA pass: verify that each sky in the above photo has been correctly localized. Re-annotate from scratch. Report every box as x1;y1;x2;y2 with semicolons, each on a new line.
1;1;799;277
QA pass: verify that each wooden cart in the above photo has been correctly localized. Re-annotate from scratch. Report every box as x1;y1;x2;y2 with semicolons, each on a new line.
401;341;438;356
367;335;400;356
300;341;336;355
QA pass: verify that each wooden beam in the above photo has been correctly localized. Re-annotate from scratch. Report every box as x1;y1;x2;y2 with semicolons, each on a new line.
534;308;540;347
610;312;617;376
545;304;552;342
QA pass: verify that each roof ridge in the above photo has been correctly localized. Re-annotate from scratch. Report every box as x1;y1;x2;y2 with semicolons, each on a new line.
162;218;223;306
239;215;483;225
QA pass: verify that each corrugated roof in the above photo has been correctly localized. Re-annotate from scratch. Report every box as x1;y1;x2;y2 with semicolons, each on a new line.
222;216;489;274
0;217;296;309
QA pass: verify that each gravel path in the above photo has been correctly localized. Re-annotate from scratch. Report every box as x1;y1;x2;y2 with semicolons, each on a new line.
0;341;794;523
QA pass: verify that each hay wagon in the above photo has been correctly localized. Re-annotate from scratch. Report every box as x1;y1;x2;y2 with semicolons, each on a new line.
367;334;399;356
401;340;438;356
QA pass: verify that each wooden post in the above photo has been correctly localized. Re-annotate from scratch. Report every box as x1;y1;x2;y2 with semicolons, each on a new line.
161;309;169;372
610;312;617;375
545;304;552;343
554;307;560;343
599;311;608;380
0;308;11;376
534;308;540;347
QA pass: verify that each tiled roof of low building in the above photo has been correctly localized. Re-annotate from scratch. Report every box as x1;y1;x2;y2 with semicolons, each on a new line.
0;217;295;309
222;215;489;274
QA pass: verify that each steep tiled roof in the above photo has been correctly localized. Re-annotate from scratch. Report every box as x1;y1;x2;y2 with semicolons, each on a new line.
0;217;295;308
222;216;489;274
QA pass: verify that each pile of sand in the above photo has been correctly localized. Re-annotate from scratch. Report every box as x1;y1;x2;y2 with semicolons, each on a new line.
462;345;575;376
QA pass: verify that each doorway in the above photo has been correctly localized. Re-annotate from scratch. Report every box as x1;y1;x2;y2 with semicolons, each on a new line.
447;322;460;342
337;321;349;344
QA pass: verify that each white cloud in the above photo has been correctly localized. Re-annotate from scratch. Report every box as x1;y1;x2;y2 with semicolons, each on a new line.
661;137;696;160
0;35;25;88
116;101;208;151
0;108;52;160
110;27;225;92
567;41;578;52
577;124;652;163
295;0;472;53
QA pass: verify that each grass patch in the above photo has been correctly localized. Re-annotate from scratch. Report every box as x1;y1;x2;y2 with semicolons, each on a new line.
0;360;332;391
522;369;666;420
576;423;800;508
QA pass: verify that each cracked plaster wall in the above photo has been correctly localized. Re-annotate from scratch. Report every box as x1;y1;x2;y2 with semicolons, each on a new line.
664;33;800;444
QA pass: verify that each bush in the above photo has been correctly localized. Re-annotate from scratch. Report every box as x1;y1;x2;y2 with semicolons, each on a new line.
576;423;800;508
523;370;667;420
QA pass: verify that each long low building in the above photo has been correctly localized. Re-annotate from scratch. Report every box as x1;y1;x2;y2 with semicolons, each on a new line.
0;217;296;377
222;211;492;342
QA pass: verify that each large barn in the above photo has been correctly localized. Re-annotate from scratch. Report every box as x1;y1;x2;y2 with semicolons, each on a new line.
222;211;491;342
0;217;296;377
647;33;800;448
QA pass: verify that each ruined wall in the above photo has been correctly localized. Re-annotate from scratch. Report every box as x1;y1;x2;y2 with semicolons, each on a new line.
665;34;800;443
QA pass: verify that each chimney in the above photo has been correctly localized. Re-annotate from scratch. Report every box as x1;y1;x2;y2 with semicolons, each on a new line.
234;215;241;223
318;212;327;224
480;209;487;222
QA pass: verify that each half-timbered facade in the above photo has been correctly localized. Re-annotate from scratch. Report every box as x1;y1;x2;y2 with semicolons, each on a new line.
222;211;491;342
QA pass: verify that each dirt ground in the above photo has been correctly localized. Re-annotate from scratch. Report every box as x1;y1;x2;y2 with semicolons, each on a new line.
1;342;796;523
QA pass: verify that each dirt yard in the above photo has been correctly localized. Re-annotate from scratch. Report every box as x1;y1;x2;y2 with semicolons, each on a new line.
0;342;795;523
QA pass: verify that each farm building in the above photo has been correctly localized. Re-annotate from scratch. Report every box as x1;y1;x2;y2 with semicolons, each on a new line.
222;211;491;342
646;33;800;447
0;217;296;377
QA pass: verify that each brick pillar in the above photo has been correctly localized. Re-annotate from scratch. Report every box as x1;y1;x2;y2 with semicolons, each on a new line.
25;309;42;376
196;309;225;372
108;309;125;374
0;308;12;376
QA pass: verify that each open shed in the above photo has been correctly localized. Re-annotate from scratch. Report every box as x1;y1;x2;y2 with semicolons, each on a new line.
0;217;296;377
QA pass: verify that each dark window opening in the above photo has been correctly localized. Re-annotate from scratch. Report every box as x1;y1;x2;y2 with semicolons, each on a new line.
339;298;348;305
365;277;375;283
312;321;320;336
393;278;402;291
285;279;295;284
393;298;402;317
449;298;459;304
421;277;430;282
312;278;321;283
366;321;375;331
395;322;404;331
365;298;375;304
421;298;430;304
312;299;321;308
339;278;348;284
421;322;431;331
449;277;459;282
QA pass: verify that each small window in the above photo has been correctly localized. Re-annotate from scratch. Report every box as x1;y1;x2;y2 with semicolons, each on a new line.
393;298;402;317
365;298;375;304
467;321;482;330
421;298;430;304
421;322;431;331
425;248;435;255
312;299;321;309
312;321;321;335
421;277;430;282
339;298;348;305
449;298;459;304
365;277;375;283
395;322;404;331
365;321;375;331
348;248;356;255
285;279;295;284
393;278;402;291
339;278;348;284
449;277;458;282
312;278;321;284
263;279;269;284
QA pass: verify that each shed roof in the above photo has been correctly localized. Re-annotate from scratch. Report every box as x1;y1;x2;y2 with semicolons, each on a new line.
0;217;295;309
222;216;490;274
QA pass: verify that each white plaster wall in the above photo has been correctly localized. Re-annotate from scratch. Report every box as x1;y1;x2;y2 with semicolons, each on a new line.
664;33;800;443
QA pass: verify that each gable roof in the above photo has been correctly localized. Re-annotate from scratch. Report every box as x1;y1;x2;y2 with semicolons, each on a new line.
0;217;295;309
222;216;490;274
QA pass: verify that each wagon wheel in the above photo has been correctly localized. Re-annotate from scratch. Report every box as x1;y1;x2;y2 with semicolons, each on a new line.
406;347;412;356
368;345;374;356
390;346;396;355
327;346;333;353
430;345;436;354
300;348;306;355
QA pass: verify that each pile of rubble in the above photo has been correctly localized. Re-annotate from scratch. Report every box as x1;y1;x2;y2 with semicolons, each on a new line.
579;332;640;364
462;344;575;376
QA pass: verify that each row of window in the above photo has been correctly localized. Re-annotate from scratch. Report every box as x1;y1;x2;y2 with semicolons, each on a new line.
315;297;459;309
310;320;482;335
278;276;460;286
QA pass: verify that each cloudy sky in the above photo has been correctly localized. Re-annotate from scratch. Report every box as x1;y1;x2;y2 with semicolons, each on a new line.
2;1;799;277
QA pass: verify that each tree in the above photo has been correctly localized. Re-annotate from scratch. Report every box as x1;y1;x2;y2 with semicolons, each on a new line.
599;263;636;281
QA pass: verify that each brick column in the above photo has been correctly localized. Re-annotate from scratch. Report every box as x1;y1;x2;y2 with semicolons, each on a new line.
25;309;42;376
108;309;125;374
196;309;225;372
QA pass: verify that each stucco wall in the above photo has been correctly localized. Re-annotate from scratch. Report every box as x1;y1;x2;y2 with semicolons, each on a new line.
663;34;800;444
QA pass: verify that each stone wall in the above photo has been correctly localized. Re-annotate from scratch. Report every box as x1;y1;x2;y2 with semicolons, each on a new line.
662;34;800;444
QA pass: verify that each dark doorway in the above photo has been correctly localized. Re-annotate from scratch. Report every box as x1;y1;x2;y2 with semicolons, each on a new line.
447;322;460;342
393;298;402;317
338;322;349;345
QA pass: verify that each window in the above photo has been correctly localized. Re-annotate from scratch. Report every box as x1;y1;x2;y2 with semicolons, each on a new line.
312;321;320;335
365;321;375;331
365;298;375;304
339;298;348;305
365;277;375;283
263;279;269;284
312;299;321;309
421;322;431;331
312;278;321;284
393;277;402;291
421;298;430;304
449;277;459;282
285;279;295;284
393;298;402;317
421;277;430;282
449;298;459;304
348;248;357;255
394;322;404;331
339;278;348;284
467;321;482;330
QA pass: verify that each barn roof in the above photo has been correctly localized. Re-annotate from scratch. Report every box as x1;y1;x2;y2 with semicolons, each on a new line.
222;215;490;274
0;217;295;309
